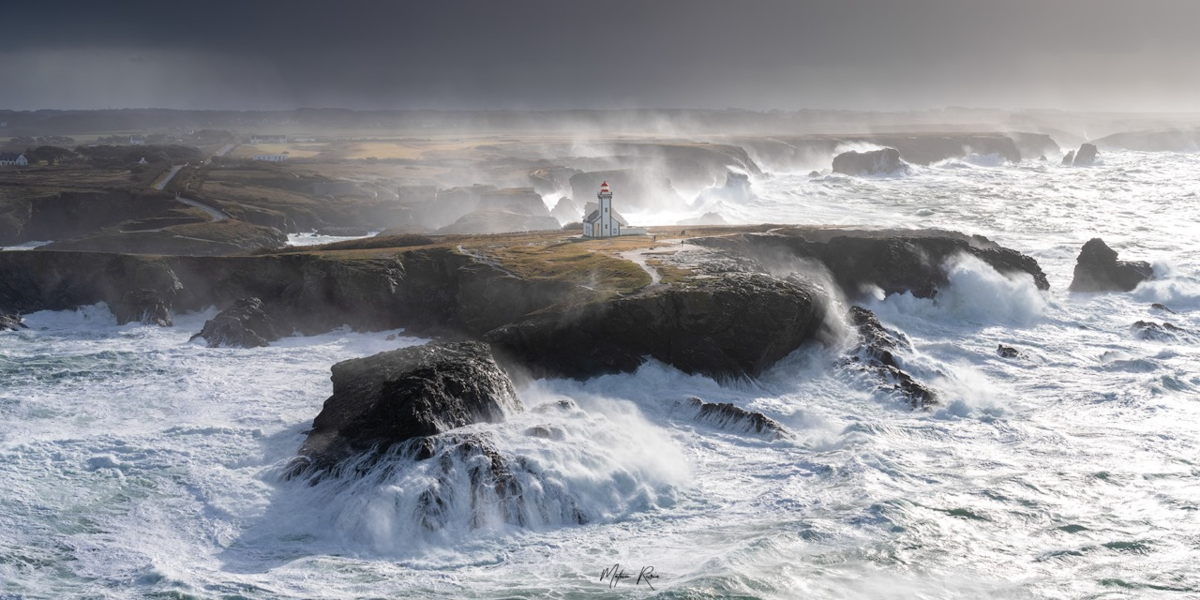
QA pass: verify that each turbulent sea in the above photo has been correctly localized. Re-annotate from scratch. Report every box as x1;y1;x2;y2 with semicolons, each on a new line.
3;150;1200;599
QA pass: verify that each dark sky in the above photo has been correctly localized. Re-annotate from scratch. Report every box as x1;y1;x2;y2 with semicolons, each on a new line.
3;0;1199;112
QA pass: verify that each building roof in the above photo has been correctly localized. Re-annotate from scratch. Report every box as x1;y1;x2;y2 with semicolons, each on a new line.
583;210;601;223
0;152;23;161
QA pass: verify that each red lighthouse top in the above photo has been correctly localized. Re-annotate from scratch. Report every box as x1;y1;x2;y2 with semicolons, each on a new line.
600;181;610;193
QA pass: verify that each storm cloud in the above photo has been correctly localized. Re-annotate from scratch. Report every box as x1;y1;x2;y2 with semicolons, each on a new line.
2;0;1198;111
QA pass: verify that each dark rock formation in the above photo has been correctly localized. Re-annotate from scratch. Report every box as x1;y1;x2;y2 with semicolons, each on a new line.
1061;150;1076;165
1131;320;1186;342
189;297;283;348
1072;143;1099;166
486;272;827;380
693;229;1049;300
112;288;172;327
997;344;1021;359
298;342;521;469
1068;238;1153;293
673;396;789;440
808;170;822;178
832;148;910;176
325;432;586;530
847;306;937;408
0;314;28;331
1151;303;1176;314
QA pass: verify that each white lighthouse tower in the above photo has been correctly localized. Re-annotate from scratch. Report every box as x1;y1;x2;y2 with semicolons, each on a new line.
582;181;647;238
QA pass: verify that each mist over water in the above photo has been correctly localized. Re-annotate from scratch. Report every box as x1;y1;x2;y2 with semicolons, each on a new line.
3;150;1200;598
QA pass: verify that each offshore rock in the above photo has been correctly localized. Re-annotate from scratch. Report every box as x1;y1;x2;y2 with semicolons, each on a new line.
1130;320;1186;342
1073;143;1099;166
673;396;789;440
486;272;827;380
0;314;28;331
298;342;521;469
1068;238;1153;293
848;306;937;408
997;344;1022;359
832;148;910;176
189;297;282;348
1061;150;1076;165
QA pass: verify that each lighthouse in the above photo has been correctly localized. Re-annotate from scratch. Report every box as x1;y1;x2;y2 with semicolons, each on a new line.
582;181;648;238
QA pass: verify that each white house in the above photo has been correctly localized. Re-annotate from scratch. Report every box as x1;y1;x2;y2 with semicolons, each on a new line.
0;152;28;166
583;181;647;238
129;135;146;146
253;154;289;162
250;134;287;144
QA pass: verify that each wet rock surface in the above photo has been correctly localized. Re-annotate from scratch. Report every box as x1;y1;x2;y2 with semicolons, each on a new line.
832;147;910;176
1073;143;1099;166
1068;238;1153;293
693;229;1049;300
673;396;789;440
298;342;521;470
112;288;173;327
1131;320;1187;342
189;297;282;348
486;272;828;380
997;344;1022;359
847;306;938;408
0;314;27;331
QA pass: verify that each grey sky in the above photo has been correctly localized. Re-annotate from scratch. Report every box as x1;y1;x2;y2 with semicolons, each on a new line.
2;0;1198;111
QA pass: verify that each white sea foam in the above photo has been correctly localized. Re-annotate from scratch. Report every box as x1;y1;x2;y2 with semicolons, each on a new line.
3;149;1200;598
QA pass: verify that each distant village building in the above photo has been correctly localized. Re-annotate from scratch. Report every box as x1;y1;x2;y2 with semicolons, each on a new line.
129;135;146;146
138;157;149;165
583;181;647;238
253;154;289;162
250;134;288;144
0;152;28;166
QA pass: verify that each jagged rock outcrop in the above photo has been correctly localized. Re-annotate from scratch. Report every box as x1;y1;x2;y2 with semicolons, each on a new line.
0;314;28;331
1068;238;1153;293
832;148;910;176
1073;143;1099;166
997;344;1022;359
693;229;1049;300
113;288;173;327
1130;321;1186;342
189;297;282;347
847;306;937;408
1061;150;1076;165
672;396;789;439
298;342;521;470
487;272;827;380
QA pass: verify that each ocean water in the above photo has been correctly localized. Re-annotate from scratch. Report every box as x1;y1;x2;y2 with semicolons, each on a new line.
2;150;1199;599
